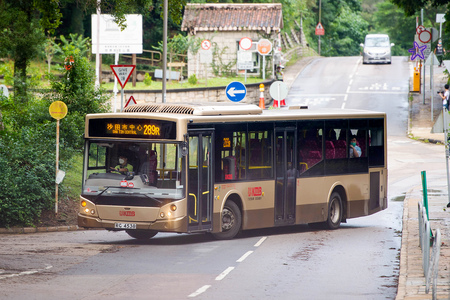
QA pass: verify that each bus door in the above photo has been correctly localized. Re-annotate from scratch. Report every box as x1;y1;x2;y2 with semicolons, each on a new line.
274;128;296;225
187;130;214;232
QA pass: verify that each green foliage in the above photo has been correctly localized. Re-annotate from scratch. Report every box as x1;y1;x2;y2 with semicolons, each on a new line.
315;1;369;56
188;74;198;85
46;49;111;149
0;98;63;227
144;72;153;86
0;61;14;87
372;1;416;56
211;43;236;77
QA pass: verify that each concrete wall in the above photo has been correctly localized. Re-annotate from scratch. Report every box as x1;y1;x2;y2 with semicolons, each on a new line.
110;80;275;111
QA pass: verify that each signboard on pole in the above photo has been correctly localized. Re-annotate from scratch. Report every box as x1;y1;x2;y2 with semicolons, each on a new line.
201;39;211;50
91;14;143;54
110;65;136;88
239;37;253;50
315;22;325;35
257;39;272;55
226;82;247;102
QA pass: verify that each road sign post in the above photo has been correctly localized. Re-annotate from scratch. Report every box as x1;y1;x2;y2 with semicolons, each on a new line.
110;65;136;111
257;39;272;80
49;101;68;214
226;81;247;102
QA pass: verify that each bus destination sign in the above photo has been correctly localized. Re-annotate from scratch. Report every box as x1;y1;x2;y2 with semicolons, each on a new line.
106;122;160;136
89;118;177;139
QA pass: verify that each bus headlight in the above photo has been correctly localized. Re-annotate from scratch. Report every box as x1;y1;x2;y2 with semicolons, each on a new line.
81;200;87;207
170;204;177;212
160;212;165;218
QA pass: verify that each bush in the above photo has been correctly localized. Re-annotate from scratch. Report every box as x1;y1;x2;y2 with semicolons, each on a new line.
188;74;198;85
0;126;56;227
144;72;152;86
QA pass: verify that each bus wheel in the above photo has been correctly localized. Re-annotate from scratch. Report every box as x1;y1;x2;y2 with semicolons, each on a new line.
212;201;242;240
126;229;158;240
326;192;342;230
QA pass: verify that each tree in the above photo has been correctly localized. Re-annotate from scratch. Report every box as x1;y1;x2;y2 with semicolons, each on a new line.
0;0;164;102
373;1;416;55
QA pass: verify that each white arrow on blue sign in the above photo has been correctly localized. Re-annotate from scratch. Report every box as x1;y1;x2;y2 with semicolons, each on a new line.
226;81;247;102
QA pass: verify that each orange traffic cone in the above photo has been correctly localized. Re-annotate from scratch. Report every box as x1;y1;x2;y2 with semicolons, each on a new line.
259;91;265;109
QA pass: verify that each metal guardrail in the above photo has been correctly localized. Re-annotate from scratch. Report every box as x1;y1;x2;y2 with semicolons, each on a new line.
418;201;442;300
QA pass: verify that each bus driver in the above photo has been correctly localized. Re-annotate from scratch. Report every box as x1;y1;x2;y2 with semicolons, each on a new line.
110;155;133;174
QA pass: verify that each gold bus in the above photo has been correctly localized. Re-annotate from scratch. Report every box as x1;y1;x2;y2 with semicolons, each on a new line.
78;103;387;240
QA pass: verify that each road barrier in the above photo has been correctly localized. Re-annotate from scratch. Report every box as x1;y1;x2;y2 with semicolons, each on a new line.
418;200;442;300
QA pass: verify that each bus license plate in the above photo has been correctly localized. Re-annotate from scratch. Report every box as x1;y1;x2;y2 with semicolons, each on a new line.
114;223;137;229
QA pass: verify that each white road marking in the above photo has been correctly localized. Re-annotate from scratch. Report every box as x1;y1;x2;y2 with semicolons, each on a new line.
0;265;53;280
254;236;267;247
236;251;253;263
188;285;211;298
215;266;235;281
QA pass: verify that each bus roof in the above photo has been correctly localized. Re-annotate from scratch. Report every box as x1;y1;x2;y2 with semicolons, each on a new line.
89;103;385;123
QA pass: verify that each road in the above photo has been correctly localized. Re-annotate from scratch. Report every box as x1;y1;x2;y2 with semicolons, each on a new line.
1;56;447;300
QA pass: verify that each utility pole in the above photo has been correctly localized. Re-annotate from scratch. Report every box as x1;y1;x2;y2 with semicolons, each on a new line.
318;0;322;56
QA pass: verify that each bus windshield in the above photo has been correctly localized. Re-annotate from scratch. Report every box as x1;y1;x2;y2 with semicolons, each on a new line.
82;140;185;201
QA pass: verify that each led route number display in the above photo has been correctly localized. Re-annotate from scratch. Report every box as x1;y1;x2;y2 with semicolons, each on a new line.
88;118;177;140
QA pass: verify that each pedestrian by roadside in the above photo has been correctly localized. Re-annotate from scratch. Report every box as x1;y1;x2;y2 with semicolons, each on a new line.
434;39;446;67
438;84;449;111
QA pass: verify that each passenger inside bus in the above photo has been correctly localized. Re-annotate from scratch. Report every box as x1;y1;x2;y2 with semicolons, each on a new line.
110;155;133;174
349;136;361;158
139;150;158;186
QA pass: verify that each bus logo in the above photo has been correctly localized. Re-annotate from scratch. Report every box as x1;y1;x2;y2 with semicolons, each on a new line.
119;211;135;217
248;187;262;197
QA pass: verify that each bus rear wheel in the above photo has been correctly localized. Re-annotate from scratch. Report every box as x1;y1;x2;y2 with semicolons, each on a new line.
326;192;342;229
212;201;242;240
126;229;158;240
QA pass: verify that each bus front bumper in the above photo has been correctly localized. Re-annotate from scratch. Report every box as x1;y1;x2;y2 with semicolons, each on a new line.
78;214;188;232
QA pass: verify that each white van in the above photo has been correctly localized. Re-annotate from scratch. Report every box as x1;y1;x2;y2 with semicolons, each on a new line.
360;34;394;64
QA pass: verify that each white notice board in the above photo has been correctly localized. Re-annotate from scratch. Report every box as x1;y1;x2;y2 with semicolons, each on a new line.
92;14;143;54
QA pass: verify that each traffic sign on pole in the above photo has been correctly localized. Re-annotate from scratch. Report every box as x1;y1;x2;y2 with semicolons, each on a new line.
226;82;247;102
201;39;211;50
315;23;325;35
110;65;136;89
257;39;273;55
125;96;137;108
239;37;253;50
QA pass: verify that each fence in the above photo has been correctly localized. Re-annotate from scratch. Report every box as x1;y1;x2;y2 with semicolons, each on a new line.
418;184;442;300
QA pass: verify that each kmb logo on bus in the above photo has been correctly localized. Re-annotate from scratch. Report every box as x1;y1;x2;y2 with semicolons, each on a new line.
248;187;262;197
119;211;136;217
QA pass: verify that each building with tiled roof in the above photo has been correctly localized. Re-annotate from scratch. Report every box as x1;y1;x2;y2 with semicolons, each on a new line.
181;3;283;79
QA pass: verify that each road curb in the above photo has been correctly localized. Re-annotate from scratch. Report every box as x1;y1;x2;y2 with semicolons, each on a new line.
0;225;82;234
395;187;415;300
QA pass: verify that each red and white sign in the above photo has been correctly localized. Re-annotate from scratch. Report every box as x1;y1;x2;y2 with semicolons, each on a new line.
248;187;262;197
417;26;431;43
257;39;272;55
239;37;253;50
201;39;211;50
315;22;325;35
110;65;136;88
125;96;137;108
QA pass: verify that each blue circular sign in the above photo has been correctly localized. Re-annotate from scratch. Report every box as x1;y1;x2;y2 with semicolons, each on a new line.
225;81;247;102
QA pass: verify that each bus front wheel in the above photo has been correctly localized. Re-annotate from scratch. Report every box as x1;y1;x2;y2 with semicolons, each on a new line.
326;192;342;229
212;201;242;240
126;229;158;240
